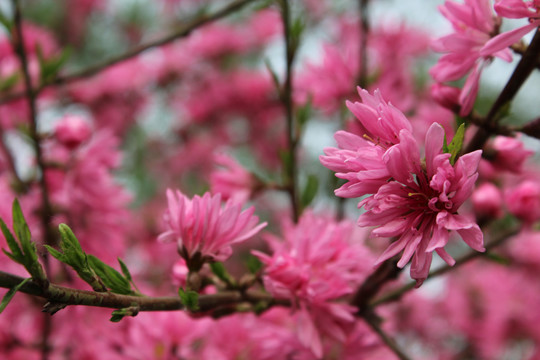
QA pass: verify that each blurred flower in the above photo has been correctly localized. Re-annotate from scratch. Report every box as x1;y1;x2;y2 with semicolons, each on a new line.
210;153;254;203
472;182;504;219
54;115;92;149
505;180;540;224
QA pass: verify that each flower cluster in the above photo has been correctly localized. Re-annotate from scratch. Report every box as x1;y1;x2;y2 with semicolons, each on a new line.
321;88;484;285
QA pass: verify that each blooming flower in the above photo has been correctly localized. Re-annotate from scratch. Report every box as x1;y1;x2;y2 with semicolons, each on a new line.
254;212;374;357
359;124;484;285
322;89;485;285
430;0;513;115
159;189;266;267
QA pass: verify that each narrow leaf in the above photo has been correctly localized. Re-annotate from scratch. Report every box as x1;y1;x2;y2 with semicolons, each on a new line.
0;278;30;314
300;175;319;209
118;258;132;282
0;219;23;263
43;245;66;262
88;255;132;295
210;262;235;286
246;255;262;274
447;123;465;165
0;10;12;32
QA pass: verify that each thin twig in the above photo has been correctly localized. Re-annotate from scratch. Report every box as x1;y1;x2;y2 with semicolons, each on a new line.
11;0;56;247
362;310;412;360
465;28;540;153
357;0;370;88
280;0;300;222
0;270;289;312
369;226;520;307
11;3;55;358
0;0;258;106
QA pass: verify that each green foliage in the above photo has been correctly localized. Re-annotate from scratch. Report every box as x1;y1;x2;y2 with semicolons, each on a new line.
264;58;281;95
87;255;133;295
0;278;31;314
245;255;262;274
109;305;139;323
444;123;465;165
1;200;46;282
178;287;199;311
0;73;20;93
46;223;138;294
300;175;318;212
36;46;71;85
210;262;236;286
296;97;312;130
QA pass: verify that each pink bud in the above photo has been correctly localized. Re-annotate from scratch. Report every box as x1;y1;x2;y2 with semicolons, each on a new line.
505;181;540;224
492;135;533;173
472;183;503;219
54;115;92;149
430;83;460;112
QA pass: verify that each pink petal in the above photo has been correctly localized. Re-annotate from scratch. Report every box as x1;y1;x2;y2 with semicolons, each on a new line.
457;224;485;252
480;22;539;57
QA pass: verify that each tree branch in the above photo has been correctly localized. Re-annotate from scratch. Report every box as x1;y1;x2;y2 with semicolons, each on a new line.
369;226;520;307
280;0;300;222
362;309;412;360
0;270;289;313
0;0;258;106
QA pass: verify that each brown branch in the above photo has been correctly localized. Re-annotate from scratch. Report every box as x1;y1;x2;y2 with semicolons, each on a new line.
357;0;370;88
362;309;412;360
369;226;520;307
11;0;56;250
0;0;258;106
0;270;289;313
279;0;300;222
465;28;540;153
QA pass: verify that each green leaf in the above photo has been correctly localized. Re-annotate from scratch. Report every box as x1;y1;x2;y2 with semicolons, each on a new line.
300;175;318;210
87;255;132;295
0;219;23;264
43;245;65;262
446;123;465;165
36;46;71;85
210;262;235;286
290;16;305;50
109;305;139;322
12;200;33;260
296;97;312;130
0;278;30;314
0;73;19;93
279;150;293;180
118;258;132;282
58;224;86;269
178;287;199;311
245;255;262;274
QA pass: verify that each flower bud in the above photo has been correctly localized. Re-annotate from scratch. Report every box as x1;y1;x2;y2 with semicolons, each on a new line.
472;183;503;219
54;115;92;149
506;181;540;224
430;83;460;112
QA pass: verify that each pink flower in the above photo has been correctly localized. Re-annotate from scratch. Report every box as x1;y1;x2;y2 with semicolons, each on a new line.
159;189;266;267
480;0;540;56
254;212;374;357
359;123;484;285
345;88;412;148
210;153;254;203
54;115;92;149
472;182;503;219
430;0;513;115
491;135;533;173
505;180;540;224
